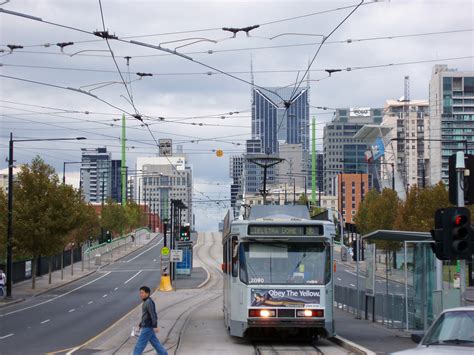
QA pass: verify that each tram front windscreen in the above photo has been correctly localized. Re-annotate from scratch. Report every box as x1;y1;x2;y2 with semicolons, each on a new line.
239;242;331;285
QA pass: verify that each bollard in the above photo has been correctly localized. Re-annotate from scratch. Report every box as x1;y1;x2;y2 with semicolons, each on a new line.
95;253;101;266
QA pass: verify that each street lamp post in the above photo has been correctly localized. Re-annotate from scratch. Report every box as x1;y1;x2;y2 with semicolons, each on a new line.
6;133;86;298
62;161;82;184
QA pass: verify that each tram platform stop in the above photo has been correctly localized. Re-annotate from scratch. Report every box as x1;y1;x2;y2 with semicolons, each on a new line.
332;229;474;353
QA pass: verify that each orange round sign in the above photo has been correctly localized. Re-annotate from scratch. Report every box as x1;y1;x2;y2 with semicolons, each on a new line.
216;149;224;157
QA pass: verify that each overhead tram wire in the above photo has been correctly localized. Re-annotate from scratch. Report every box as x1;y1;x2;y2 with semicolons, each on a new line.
289;0;365;103
0;8;286;102
0;1;379;49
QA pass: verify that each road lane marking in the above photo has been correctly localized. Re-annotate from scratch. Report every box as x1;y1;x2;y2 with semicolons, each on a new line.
0;272;112;317
337;277;342;281
87;301;93;305
126;238;163;262
102;294;107;298
0;333;14;339
66;347;80;355
350;284;355;287
124;270;143;284
68;309;75;313
41;319;50;324
114;287;119;291
344;270;366;278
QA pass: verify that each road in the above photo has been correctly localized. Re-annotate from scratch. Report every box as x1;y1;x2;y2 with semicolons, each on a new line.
335;262;409;295
0;236;164;355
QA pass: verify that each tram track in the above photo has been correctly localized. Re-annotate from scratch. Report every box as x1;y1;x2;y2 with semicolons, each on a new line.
110;232;222;355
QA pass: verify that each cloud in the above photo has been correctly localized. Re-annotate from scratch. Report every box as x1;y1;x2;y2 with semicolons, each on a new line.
1;0;473;231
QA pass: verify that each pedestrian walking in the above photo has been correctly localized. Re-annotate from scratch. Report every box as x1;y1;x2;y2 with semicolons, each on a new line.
133;286;168;355
0;269;6;297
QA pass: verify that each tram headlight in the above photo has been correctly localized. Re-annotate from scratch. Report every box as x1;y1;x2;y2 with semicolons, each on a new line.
297;309;324;317
248;309;276;318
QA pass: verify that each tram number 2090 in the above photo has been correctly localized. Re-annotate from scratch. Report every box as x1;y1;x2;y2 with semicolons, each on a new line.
250;277;265;284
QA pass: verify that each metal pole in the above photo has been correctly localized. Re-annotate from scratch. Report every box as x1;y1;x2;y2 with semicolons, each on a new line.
457;154;466;305
101;173;105;241
391;163;395;191
121;113;127;206
311;116;316;205
63;162;66;184
262;165;268;205
404;241;409;331
356;233;361;319
293;178;296;205
6;133;14;298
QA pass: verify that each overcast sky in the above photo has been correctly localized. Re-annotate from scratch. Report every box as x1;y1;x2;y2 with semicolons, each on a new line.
1;0;473;231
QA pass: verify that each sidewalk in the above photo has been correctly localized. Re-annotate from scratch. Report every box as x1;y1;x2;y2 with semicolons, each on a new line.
334;308;414;354
0;231;157;308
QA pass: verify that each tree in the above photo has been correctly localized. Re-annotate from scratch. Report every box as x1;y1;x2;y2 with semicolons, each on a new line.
124;202;147;232
354;189;380;236
0;189;7;263
101;199;127;237
13;157;83;288
298;194;309;206
394;182;450;232
354;188;400;252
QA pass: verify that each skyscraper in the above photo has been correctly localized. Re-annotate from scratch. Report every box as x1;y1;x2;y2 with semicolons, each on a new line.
323;108;383;195
252;87;310;154
80;147;111;203
428;65;474;185
382;99;429;189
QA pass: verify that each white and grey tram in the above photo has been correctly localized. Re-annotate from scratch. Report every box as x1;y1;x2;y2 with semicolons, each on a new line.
222;205;335;338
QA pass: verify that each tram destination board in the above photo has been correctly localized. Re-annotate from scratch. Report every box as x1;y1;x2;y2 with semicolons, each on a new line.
248;225;323;236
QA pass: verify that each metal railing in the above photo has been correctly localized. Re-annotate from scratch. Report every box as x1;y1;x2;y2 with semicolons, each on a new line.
334;284;408;330
83;228;152;269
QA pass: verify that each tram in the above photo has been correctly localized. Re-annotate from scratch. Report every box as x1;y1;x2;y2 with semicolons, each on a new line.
222;205;336;338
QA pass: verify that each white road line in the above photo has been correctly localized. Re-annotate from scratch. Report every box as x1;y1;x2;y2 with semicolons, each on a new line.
344;270;366;278
68;309;75;313
114;287;119;291
66;347;80;355
102;294;107;298
87;301;93;305
124;270;143;284
40;319;50;324
337;277;342;281
350;284;355;287
0;272;111;317
126;238;163;263
0;333;14;339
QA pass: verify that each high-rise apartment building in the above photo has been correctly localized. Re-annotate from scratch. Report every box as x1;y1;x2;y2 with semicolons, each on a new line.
229;155;244;217
134;153;193;228
80;147;112;203
382;100;429;189
323;108;383;195
428;65;474;185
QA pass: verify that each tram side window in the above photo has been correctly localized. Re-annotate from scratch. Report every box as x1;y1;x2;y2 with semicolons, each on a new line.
231;236;238;277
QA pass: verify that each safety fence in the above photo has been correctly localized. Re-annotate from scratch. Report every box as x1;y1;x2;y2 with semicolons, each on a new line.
83;228;151;268
334;285;427;331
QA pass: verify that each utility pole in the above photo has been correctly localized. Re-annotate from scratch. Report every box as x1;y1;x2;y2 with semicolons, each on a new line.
101;172;105;241
456;151;467;305
121;113;127;206
311;117;317;206
6;133;14;298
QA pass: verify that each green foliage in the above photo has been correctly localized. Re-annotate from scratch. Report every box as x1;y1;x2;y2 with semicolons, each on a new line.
298;194;309;205
68;202;100;245
310;206;326;218
354;188;400;251
124;202;147;231
0;189;6;260
394;182;450;232
101;199;127;237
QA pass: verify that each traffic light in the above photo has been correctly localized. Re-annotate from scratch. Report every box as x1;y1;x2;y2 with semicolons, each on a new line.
179;225;191;242
106;230;112;243
431;207;473;260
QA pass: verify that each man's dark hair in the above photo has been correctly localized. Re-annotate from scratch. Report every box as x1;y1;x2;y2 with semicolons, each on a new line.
140;286;151;294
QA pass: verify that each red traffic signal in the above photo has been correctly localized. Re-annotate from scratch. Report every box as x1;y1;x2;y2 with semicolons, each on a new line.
454;215;467;226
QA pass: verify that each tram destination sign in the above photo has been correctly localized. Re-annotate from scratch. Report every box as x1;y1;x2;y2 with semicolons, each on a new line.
248;225;323;236
250;289;321;308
